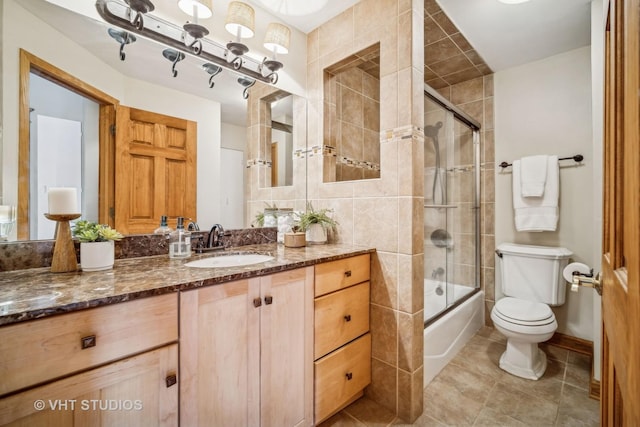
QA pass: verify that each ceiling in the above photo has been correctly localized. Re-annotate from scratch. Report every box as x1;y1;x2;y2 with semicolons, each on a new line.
433;0;592;71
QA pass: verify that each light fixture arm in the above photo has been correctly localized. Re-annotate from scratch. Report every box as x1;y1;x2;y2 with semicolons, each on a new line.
96;0;278;84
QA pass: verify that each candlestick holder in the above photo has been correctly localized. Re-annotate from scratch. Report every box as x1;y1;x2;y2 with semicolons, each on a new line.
44;213;81;273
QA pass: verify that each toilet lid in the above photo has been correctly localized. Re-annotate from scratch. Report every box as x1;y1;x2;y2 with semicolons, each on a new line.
494;297;554;325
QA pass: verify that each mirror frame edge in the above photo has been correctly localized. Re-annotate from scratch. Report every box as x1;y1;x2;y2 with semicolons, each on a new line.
17;49;119;239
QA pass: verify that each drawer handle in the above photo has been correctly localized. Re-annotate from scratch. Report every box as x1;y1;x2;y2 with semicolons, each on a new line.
264;296;273;305
253;298;262;308
81;335;96;350
345;372;353;381
344;315;352;322
166;374;177;388
344;270;352;278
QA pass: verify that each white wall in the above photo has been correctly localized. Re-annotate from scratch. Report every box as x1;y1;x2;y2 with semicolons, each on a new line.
221;122;247;152
590;0;605;381
494;46;596;340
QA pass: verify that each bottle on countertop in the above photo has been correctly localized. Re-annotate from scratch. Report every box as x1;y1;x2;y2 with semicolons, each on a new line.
169;217;191;259
154;215;172;236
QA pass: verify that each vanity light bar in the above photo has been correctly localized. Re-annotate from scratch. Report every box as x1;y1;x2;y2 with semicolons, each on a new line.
95;0;278;84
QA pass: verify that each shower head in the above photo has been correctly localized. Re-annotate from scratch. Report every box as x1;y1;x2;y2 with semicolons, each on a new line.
424;121;443;139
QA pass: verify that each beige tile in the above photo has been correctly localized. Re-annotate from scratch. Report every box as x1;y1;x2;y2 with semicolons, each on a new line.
398;197;423;254
393;412;445;426
318;411;366;427
398;254;424;314
472;407;527;426
442;67;484;86
398;311;423;372
424;0;442;15
398;367;424;423
365;359;398;415
381;74;399;131
371;251;399;310
307;29;319;64
380;20;399;78
484;130;495;164
364;98;380;132
451;77;484;105
539;343;570;363
354;0;397;40
429;54;475;77
363;73;380;102
482;267;495;301
433;362;497;404
398;11;413;71
556;383;600;426
475;326;506;344
484;97;494;130
484;382;559;425
484;300;495;327
564;354;591;391
424;38;460;64
484;74;494;98
343;396;397;427
450;32;474;52
450;334;505;379
430;11;458;35
424;15;447;45
398;0;412;14
341;88;365;128
397;67;413;127
319;8;354;58
323;198;354;244
423;369;485;425
370;304;398;365
353;198;399;252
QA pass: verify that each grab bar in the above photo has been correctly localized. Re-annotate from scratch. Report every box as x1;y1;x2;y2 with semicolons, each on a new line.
424;205;458;209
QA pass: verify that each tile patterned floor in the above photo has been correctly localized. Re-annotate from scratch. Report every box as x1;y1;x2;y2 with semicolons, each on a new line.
319;327;600;427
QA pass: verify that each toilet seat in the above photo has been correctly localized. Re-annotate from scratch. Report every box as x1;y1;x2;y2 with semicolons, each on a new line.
491;297;557;335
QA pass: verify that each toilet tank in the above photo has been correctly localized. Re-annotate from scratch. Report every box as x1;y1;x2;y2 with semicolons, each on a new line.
497;243;572;306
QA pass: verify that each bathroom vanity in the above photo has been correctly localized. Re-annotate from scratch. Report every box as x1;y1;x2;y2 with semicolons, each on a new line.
0;244;373;426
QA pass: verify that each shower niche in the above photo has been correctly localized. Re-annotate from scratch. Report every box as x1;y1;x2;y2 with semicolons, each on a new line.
322;44;380;182
423;88;480;324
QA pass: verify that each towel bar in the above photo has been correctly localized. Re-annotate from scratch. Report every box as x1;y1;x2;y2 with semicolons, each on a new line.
498;154;584;169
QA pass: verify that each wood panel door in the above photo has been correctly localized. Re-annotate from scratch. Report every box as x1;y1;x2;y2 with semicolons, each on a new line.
601;0;640;425
115;107;196;234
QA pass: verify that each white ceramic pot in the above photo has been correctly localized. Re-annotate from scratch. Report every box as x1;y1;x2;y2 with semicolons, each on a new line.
305;223;327;244
80;240;115;272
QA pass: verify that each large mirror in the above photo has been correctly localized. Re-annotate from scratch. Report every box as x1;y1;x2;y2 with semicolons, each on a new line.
1;0;306;240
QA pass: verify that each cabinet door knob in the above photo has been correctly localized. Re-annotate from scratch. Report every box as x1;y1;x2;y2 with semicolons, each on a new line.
344;270;352;278
165;374;177;388
253;298;262;308
81;335;96;350
345;372;353;380
344;314;352;322
264;296;273;305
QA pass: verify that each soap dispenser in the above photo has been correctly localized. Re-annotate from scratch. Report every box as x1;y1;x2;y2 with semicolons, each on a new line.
154;215;172;236
169;217;191;259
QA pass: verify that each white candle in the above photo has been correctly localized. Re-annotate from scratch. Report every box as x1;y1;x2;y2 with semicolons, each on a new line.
48;187;78;214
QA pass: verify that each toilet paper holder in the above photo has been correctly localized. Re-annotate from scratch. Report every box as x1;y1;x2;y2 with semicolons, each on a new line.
571;269;602;296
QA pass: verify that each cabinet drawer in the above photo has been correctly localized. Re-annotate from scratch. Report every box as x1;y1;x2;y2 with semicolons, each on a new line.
314;333;371;423
314;282;369;359
0;293;178;396
315;254;370;297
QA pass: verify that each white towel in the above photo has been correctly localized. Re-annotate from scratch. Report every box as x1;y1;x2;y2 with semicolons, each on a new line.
513;155;559;231
520;155;548;197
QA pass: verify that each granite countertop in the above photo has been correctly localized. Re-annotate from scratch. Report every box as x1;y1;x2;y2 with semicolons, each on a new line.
0;243;374;327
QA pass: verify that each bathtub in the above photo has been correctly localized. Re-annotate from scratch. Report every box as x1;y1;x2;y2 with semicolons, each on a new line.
423;280;484;387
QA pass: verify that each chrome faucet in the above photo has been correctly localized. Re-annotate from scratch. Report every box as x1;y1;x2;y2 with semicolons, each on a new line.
186;218;199;231
431;267;445;279
207;224;225;248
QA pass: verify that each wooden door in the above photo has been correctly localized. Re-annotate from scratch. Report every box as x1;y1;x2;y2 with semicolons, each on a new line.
179;279;261;427
115;107;196;234
601;0;640;425
0;344;178;426
260;267;313;427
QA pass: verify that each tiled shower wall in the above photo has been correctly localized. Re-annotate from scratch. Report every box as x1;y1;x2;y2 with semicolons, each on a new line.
307;0;425;422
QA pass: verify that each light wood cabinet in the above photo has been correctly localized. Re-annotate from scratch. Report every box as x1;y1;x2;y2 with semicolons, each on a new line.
0;344;178;427
0;293;178;397
314;254;371;423
0;295;179;426
180;267;314;427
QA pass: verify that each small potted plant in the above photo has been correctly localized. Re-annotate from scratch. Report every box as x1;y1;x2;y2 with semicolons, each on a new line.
297;203;338;245
73;220;123;271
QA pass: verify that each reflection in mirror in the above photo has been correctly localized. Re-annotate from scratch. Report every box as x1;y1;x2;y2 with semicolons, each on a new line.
1;0;306;241
269;95;294;187
29;73;99;240
323;43;381;182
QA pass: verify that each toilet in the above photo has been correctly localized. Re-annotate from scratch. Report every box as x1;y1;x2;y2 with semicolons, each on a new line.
491;243;572;380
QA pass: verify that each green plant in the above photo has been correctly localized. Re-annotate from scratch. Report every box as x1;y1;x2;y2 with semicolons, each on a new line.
252;202;279;227
296;203;338;232
73;220;123;243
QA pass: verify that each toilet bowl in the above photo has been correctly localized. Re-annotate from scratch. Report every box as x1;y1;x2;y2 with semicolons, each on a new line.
491;297;557;380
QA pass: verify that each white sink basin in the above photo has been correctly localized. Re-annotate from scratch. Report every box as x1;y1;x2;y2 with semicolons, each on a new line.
184;254;274;268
